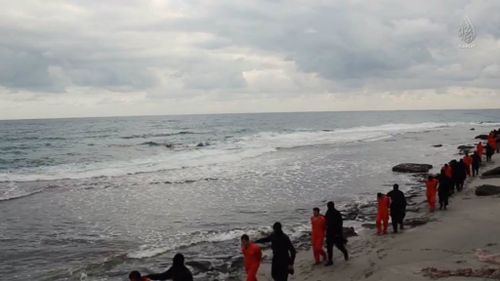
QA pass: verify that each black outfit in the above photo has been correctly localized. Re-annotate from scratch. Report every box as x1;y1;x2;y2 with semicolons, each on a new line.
324;207;349;263
486;144;494;162
472;153;481;176
256;231;296;281
450;160;459;194
387;189;407;233
438;175;450;210
147;266;193;281
456;161;466;191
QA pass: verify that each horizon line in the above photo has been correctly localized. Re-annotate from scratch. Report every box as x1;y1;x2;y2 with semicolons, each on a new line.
1;107;500;122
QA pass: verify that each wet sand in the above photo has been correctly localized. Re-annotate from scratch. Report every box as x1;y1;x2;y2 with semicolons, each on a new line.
257;143;500;281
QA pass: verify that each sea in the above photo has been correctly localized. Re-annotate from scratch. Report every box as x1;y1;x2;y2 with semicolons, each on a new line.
1;109;499;281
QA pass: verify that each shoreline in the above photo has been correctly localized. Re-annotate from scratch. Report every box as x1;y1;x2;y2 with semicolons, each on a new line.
256;133;500;281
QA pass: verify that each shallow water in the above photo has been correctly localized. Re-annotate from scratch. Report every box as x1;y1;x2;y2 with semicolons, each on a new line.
0;110;499;280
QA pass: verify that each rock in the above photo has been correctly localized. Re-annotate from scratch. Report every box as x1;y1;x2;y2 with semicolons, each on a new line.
475;134;489;140
343;227;357;238
475;185;500;196
392;163;433;173
470;128;475;131
457;145;474;155
481;166;500;178
457;145;474;150
186;260;214;272
432;144;443;147
404;217;430;227
361;223;376;229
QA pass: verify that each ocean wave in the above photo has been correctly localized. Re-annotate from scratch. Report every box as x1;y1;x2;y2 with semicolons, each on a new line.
127;228;273;259
121;131;200;139
0;182;47;201
140;141;174;148
0;121;480;182
126;221;315;260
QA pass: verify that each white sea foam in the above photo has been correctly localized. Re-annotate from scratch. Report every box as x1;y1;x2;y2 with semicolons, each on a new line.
127;228;268;259
0;121;483;183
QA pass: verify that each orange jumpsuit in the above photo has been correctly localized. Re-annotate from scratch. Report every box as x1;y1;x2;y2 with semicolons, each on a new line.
477;143;484;158
463;155;472;176
445;165;453;179
376;195;390;235
310;215;326;263
488;134;497;151
425;178;439;211
242;243;262;281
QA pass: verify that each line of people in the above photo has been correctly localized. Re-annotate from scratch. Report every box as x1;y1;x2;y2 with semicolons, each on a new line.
427;132;498;213
372;130;499;237
240;201;349;281
128;129;499;281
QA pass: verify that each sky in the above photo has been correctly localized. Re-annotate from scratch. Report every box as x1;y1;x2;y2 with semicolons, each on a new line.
1;0;500;119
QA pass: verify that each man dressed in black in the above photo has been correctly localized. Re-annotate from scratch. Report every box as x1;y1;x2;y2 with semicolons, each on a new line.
256;222;296;281
145;253;193;281
387;184;407;233
324;201;348;266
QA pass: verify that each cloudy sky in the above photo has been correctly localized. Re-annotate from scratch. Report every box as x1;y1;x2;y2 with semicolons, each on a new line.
1;0;499;119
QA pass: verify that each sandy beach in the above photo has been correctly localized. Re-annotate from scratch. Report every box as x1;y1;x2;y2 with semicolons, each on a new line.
257;141;500;281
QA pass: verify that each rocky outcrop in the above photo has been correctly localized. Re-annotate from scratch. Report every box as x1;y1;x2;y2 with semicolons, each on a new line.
475;134;489;140
457;145;475;155
433;144;443;147
392;163;433;173
187;260;214;272
475;185;500;196
343;227;357;238
481;166;500;178
404;217;430;227
457;145;474;150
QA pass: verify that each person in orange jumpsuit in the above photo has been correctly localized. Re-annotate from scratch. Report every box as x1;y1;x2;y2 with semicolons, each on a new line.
129;271;151;281
444;163;453;179
241;234;262;281
463;153;472;176
376;192;390;235
477;142;484;159
310;207;327;264
488;133;497;152
425;175;439;212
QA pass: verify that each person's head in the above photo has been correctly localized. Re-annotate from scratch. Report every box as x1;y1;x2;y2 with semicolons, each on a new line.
272;222;283;233
393;184;399;190
444;163;448;167
459;159;464;163
428;175;434;181
172;253;185;267
465;152;469;156
313;207;320;216
241;234;250;248
129;271;141;281
327;201;334;210
377;192;383;199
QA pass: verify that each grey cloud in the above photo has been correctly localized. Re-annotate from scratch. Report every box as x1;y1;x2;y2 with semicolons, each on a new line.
0;0;499;98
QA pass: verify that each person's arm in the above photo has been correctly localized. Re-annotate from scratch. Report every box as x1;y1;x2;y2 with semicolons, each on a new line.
287;236;296;265
255;235;272;244
256;246;263;263
145;268;172;280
